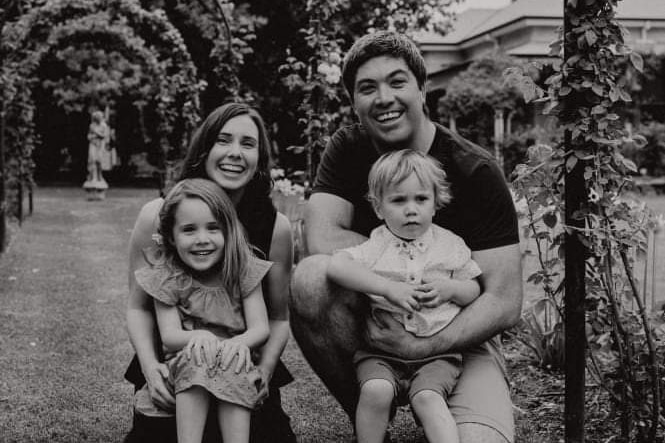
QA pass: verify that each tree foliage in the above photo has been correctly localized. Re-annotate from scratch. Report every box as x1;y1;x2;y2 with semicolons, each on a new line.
438;52;528;118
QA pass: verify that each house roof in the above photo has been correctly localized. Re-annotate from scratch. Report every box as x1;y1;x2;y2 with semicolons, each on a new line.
418;0;665;45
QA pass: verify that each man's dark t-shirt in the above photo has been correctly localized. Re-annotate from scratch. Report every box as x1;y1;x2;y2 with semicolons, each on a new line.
312;123;519;250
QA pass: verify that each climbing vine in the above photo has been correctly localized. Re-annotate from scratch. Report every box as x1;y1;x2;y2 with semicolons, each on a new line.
506;0;664;440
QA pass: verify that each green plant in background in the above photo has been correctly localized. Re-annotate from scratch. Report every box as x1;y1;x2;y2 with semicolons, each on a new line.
512;143;566;371
507;1;664;440
622;121;665;177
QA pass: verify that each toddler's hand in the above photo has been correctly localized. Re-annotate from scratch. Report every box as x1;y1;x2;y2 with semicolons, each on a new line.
415;278;456;308
384;282;424;313
216;339;253;373
184;330;219;368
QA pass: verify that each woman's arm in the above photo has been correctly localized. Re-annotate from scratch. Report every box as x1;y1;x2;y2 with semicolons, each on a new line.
125;198;175;407
255;213;293;382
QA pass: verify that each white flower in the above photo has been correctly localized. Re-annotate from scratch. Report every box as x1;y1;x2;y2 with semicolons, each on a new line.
151;233;163;245
588;188;600;203
317;62;341;85
270;168;285;180
328;52;341;65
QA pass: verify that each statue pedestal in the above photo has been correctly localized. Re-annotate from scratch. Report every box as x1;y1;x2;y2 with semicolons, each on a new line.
83;178;108;201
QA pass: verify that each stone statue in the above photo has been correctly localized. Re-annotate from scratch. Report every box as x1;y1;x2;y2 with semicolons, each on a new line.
83;110;111;199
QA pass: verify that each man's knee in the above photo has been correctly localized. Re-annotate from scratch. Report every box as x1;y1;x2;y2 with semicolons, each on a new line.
290;254;331;316
458;423;509;443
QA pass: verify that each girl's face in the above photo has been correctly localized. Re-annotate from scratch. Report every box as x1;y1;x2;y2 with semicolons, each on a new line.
205;114;260;197
376;173;435;240
172;197;225;279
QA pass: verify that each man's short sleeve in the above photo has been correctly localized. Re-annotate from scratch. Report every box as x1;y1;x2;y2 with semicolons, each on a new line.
312;128;356;202
453;161;519;251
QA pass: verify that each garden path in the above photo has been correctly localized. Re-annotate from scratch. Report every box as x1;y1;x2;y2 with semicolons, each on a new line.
0;186;154;441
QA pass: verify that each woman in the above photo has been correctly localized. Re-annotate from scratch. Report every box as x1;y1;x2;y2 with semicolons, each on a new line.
124;102;296;443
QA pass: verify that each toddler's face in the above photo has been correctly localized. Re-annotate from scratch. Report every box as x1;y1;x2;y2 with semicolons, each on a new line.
376;173;435;240
172;197;225;279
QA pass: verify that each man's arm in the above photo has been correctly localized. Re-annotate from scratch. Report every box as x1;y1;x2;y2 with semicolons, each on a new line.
366;243;523;358
305;192;367;255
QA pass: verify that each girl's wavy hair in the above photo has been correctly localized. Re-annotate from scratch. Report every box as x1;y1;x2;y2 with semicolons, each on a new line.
367;149;451;213
178;102;272;194
159;178;251;297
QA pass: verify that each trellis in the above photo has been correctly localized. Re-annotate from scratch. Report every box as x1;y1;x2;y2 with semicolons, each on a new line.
0;0;204;230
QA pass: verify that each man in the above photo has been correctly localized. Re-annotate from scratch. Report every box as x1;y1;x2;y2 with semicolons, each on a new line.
290;31;523;443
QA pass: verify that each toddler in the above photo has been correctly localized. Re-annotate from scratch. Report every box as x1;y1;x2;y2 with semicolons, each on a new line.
327;149;482;443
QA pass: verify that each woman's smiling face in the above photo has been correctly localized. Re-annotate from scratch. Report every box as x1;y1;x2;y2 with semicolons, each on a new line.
205;114;259;194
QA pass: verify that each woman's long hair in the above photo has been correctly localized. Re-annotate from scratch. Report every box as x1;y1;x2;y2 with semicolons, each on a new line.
158;178;251;298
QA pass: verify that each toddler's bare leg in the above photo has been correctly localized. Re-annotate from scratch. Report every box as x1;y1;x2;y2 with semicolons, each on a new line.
356;379;394;443
411;390;458;443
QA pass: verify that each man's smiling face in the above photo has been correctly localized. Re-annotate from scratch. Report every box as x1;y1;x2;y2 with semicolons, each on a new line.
352;55;427;151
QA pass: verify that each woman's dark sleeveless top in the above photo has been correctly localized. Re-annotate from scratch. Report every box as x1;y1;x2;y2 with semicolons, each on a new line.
124;177;294;388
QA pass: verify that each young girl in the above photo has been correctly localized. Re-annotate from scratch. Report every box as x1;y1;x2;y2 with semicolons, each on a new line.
134;178;270;443
327;149;482;443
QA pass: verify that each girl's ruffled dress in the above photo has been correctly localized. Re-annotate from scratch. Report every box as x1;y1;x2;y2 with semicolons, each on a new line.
133;255;272;416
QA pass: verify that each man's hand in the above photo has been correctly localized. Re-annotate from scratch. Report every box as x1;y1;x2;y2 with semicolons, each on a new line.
145;361;175;409
365;311;451;359
383;282;424;312
184;330;219;368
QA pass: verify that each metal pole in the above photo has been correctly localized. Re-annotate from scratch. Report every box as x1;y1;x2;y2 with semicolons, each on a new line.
563;3;587;441
0;101;6;252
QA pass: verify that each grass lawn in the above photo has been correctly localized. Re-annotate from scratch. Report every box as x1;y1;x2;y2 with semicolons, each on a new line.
0;187;663;442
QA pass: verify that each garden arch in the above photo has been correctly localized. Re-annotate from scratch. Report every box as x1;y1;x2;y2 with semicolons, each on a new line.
0;0;203;194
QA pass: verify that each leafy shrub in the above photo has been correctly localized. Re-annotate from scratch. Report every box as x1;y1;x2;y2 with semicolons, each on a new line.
622;121;665;177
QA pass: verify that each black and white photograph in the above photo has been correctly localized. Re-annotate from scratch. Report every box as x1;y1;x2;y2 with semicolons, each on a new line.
1;0;664;441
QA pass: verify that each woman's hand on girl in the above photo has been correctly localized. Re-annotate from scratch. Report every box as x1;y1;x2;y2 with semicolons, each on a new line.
145;361;176;409
216;338;253;373
184;330;219;368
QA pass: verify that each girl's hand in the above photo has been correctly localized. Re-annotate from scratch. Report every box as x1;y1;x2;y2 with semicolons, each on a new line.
184;330;219;368
216;338;253;373
384;282;423;312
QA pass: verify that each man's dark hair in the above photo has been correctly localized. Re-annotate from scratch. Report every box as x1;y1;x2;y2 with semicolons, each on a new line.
341;31;427;100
